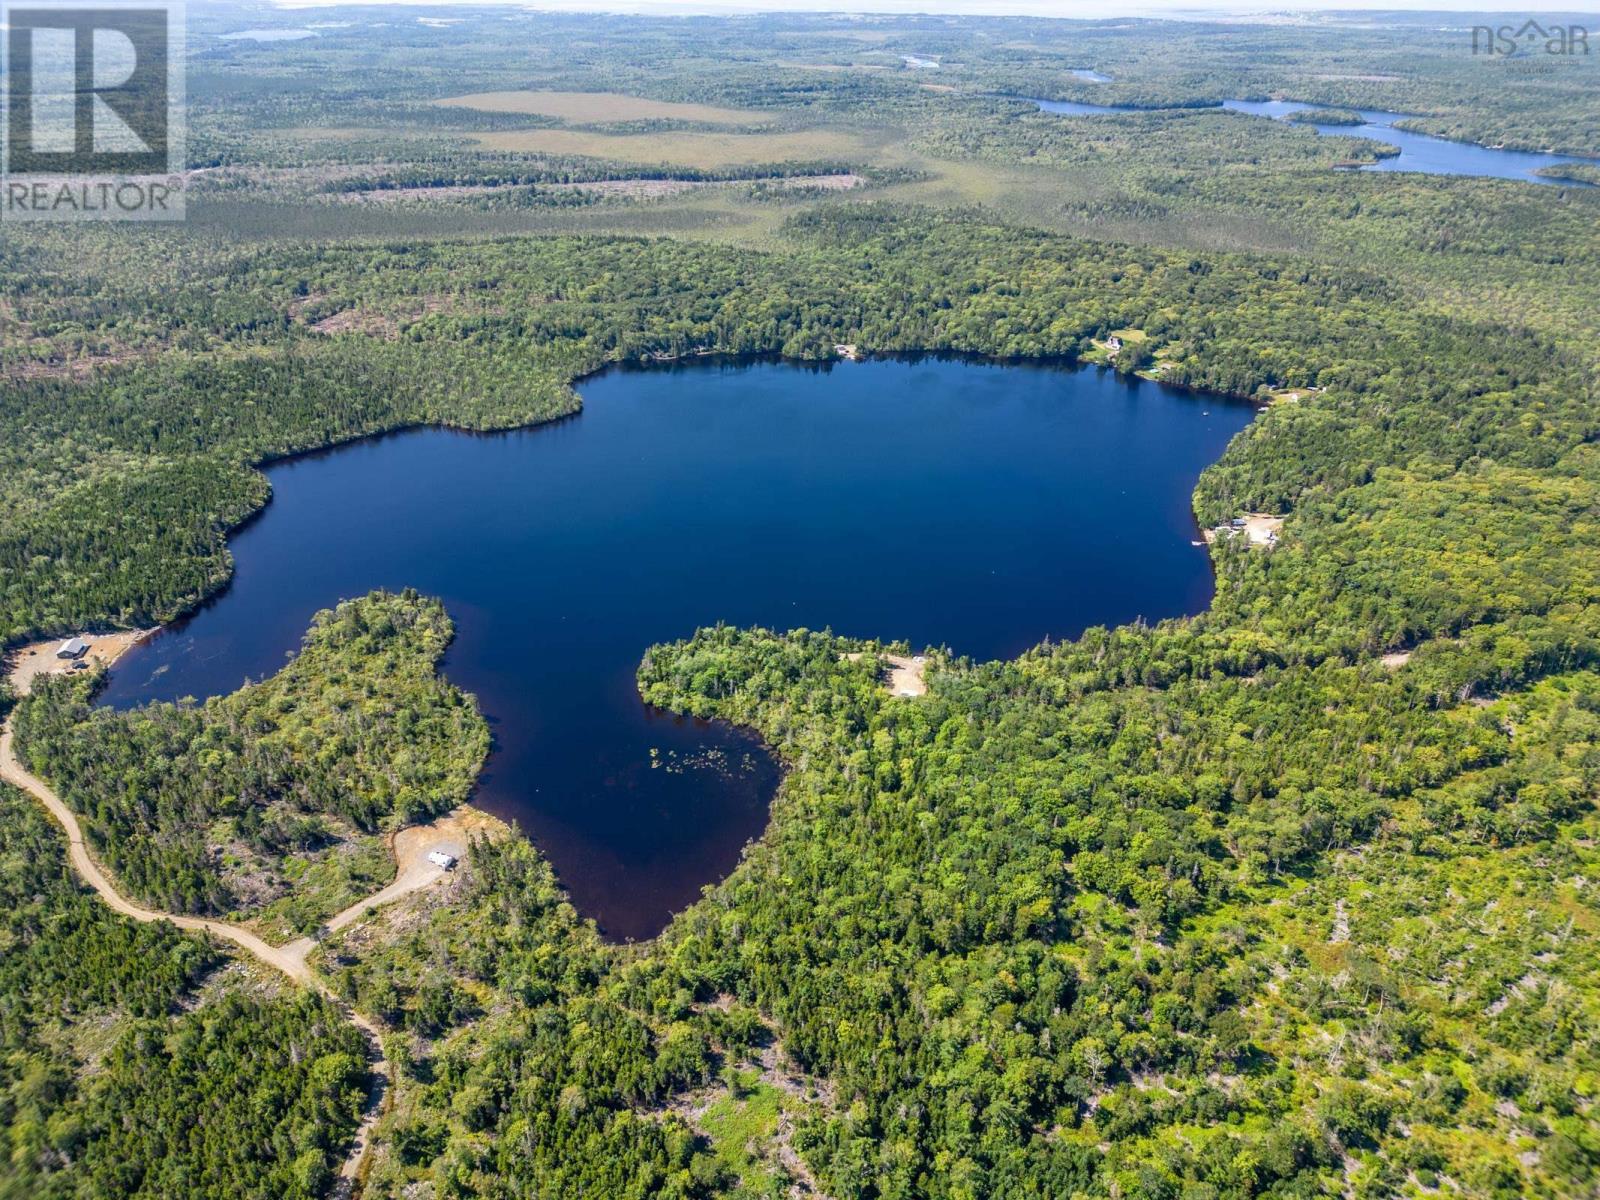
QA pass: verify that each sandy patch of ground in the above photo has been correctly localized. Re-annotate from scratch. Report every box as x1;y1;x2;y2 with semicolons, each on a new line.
1241;514;1284;545
842;651;930;697
1203;513;1284;547
310;308;401;338
469;127;867;168
319;806;504;936
1380;651;1412;670
5;630;153;696
885;654;928;697
436;90;764;125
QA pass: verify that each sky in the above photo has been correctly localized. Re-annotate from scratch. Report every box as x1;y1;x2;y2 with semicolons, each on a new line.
266;0;1600;14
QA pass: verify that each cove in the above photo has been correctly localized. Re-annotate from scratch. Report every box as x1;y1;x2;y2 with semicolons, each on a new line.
99;357;1255;941
1030;96;1594;185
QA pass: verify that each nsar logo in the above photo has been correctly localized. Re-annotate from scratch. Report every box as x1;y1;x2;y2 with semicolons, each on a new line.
1471;19;1589;58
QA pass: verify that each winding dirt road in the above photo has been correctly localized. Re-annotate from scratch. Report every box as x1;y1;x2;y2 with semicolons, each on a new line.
0;634;503;1194
2;647;507;1199
0;725;323;984
0;720;392;1191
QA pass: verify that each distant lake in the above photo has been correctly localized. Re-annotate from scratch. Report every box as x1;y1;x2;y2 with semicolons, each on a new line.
1029;96;1594;185
101;357;1254;940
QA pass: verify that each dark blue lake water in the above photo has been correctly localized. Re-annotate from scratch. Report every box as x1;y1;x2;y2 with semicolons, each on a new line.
1030;96;1594;185
101;357;1254;939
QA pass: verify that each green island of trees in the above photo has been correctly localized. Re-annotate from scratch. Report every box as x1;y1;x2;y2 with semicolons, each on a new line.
1283;109;1366;126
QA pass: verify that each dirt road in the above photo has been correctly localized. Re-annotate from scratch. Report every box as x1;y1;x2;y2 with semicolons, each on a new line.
0;724;322;985
0;636;498;1196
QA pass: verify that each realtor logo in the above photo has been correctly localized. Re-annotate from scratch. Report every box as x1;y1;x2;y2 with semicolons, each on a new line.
2;1;185;220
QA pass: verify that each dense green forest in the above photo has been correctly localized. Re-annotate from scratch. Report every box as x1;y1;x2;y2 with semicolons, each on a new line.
2;6;1599;1199
180;7;1600;162
0;786;369;1198
909;103;1401;173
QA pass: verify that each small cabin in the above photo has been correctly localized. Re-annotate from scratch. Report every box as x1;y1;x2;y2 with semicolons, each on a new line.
427;850;457;870
1105;336;1123;353
56;637;88;659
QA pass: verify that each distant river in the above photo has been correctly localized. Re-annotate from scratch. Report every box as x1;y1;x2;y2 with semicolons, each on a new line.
1030;96;1594;185
101;357;1254;940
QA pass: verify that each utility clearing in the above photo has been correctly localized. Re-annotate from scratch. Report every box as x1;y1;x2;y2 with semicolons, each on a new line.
843;650;930;697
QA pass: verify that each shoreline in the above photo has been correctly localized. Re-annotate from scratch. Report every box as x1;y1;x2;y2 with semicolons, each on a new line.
65;345;1260;674
5;628;156;696
16;350;1263;948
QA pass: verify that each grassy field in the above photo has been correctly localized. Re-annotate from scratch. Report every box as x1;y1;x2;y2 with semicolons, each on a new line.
436;89;765;125
469;127;870;167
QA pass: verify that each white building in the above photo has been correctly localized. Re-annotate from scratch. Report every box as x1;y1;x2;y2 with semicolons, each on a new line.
427;850;457;870
56;637;88;659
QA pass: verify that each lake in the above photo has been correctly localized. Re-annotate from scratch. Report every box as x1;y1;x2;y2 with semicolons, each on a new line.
100;357;1254;940
1030;96;1593;185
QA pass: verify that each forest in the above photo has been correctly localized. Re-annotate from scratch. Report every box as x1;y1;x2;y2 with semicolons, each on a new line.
0;785;369;1199
2;6;1599;1199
